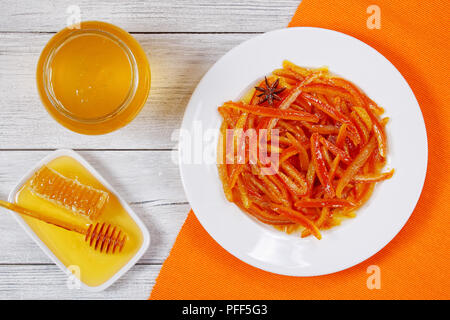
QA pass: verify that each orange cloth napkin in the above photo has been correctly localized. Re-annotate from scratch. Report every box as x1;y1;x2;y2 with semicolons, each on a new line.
150;0;450;299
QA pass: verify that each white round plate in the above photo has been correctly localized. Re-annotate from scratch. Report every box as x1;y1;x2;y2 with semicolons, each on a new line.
178;27;427;276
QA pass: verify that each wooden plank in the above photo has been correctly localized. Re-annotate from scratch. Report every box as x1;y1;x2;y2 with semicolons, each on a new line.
0;0;297;33
0;33;253;149
0;264;160;299
0;151;191;264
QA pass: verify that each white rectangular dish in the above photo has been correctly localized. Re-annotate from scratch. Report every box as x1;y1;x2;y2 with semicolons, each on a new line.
7;149;151;292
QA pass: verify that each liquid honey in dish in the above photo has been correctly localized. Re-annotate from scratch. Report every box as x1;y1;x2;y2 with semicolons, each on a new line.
15;156;144;287
36;21;151;135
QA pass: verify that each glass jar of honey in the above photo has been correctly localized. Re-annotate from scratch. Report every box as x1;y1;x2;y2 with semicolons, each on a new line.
36;21;150;135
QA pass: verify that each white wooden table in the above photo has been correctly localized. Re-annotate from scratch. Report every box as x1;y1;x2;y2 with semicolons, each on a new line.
0;0;299;299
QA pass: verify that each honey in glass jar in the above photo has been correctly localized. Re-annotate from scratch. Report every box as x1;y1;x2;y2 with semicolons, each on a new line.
36;21;150;135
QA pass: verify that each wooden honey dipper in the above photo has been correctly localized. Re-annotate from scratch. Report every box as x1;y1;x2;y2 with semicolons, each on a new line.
0;200;127;254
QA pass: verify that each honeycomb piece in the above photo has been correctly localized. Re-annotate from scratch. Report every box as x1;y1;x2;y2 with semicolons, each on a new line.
29;166;109;221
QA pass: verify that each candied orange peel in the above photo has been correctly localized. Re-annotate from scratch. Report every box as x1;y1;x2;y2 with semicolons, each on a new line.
217;60;394;239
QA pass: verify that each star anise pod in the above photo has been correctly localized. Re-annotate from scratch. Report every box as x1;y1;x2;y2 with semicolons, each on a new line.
255;77;286;105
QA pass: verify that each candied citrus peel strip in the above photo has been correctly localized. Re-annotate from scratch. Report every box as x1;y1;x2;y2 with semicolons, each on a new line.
295;199;357;208
223;101;320;122
310;133;335;198
353;169;395;183
336;137;377;198
270;205;322;240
